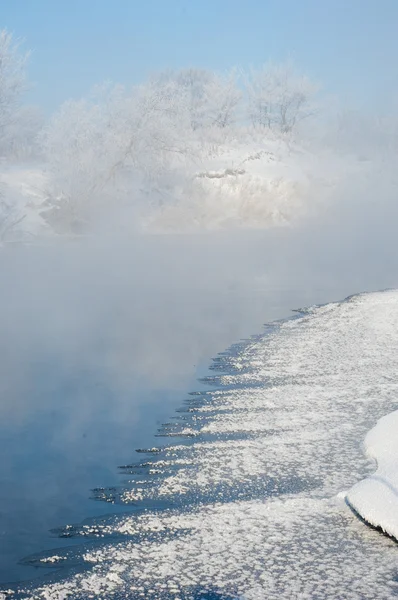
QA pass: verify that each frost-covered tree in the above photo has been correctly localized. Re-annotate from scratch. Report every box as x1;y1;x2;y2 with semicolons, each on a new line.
41;81;198;231
206;70;241;130
171;68;214;131
0;184;26;241
0;29;41;159
40;64;322;233
1;105;43;158
246;63;318;134
152;68;241;133
0;30;28;135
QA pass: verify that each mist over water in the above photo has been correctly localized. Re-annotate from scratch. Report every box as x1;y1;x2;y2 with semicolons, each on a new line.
1;216;398;583
1;13;398;593
1;147;398;583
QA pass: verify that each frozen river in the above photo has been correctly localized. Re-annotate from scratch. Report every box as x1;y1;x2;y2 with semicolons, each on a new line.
3;289;398;599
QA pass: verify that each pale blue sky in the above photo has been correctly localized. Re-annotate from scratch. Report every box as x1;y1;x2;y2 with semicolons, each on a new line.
2;0;397;113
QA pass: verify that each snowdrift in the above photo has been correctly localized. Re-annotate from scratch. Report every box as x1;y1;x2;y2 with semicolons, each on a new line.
347;410;398;541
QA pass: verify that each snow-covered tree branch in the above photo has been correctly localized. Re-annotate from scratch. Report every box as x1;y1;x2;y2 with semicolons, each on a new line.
0;29;41;159
246;63;318;135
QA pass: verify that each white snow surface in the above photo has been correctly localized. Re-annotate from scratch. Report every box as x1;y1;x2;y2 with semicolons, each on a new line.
347;409;398;540
5;290;398;599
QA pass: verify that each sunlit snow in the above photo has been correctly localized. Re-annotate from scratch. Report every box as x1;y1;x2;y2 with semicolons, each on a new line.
4;290;398;599
347;409;398;541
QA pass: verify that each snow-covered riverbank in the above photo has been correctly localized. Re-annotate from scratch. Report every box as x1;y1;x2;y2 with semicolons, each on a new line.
4;289;398;600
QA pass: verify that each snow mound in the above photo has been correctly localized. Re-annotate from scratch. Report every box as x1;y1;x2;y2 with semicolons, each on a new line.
347;410;398;540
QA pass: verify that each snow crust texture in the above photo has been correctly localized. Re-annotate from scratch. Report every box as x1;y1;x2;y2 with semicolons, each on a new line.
5;290;398;599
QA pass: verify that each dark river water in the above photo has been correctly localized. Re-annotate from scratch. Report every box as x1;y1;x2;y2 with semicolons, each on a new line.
1;231;398;592
0;284;338;585
4;287;398;600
